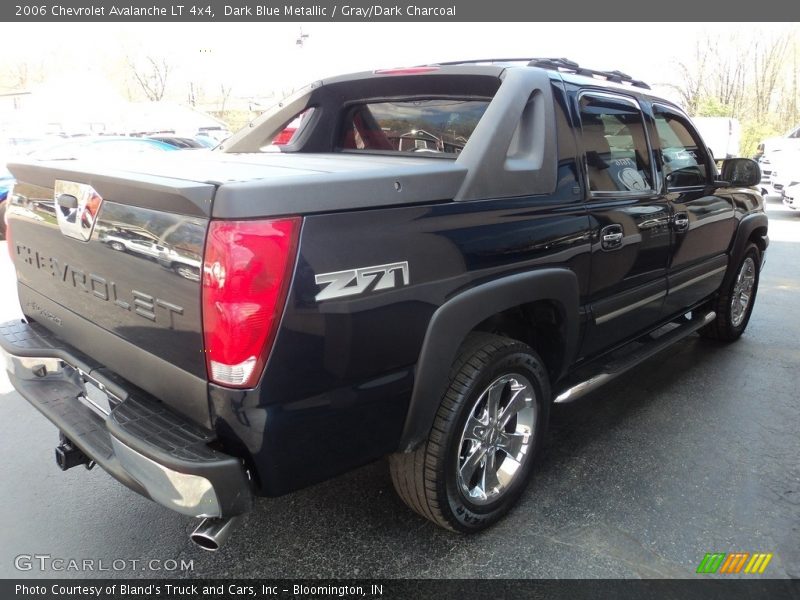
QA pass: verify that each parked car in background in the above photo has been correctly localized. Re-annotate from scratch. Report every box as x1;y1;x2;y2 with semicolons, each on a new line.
102;232;165;258
2;136;191;239
146;135;208;149
769;152;800;210
759;148;800;197
757;124;800;160
157;247;202;281
0;135;58;157
691;116;740;161
0;165;12;201
3;137;63;239
29;136;180;161
196;126;231;144
783;181;800;210
192;136;219;149
101;228;203;280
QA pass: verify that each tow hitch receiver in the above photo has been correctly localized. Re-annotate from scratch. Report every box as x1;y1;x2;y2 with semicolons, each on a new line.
55;435;94;471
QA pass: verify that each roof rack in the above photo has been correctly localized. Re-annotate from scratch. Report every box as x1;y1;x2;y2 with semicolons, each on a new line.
528;58;651;89
429;57;651;90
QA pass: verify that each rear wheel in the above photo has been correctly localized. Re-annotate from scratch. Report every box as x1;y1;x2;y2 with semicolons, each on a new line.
390;333;550;532
700;243;761;341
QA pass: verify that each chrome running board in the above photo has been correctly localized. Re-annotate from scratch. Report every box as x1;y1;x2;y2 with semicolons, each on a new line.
554;311;716;403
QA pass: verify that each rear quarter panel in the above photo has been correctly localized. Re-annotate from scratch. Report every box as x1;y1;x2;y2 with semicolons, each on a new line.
210;167;592;495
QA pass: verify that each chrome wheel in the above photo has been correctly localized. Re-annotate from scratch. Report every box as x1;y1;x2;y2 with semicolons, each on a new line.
730;256;756;327
456;374;537;505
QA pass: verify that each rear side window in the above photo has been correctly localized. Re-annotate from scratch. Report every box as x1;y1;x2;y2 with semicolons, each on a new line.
339;99;489;155
653;107;709;188
579;94;653;193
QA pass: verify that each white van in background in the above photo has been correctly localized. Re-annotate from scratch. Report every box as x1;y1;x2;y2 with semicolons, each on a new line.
691;116;741;161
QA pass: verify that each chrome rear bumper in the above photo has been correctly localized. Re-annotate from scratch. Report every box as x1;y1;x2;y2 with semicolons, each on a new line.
1;319;252;519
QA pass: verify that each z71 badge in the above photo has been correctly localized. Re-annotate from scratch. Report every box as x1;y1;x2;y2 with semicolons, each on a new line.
315;261;409;302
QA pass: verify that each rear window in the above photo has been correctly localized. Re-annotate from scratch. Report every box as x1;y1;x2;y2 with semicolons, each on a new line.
579;94;653;193
339;99;489;155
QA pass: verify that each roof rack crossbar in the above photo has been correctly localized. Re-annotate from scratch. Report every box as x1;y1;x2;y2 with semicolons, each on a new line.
529;60;651;90
426;57;651;90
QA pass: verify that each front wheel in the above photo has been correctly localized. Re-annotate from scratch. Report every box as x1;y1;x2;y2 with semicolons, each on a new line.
700;243;761;341
390;333;550;532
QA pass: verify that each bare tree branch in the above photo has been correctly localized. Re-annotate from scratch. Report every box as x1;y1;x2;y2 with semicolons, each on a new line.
127;55;171;101
218;83;233;114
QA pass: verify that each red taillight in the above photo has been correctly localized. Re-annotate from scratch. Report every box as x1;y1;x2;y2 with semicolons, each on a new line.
202;217;301;388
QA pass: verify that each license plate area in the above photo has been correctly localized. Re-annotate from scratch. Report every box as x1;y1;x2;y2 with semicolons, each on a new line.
78;378;115;417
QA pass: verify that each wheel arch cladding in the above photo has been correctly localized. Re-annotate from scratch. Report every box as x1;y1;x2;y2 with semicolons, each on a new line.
725;213;768;289
398;268;580;451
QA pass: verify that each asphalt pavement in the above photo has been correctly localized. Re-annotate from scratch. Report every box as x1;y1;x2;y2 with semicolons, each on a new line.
0;198;798;579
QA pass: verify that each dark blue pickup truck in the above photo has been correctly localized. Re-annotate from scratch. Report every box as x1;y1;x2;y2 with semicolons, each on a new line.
1;59;767;550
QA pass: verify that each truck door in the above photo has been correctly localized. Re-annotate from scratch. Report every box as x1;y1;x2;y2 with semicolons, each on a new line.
650;104;736;318
576;91;672;357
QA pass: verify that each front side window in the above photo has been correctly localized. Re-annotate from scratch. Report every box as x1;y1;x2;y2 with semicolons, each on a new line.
339;99;489;155
653;108;709;188
579;94;653;193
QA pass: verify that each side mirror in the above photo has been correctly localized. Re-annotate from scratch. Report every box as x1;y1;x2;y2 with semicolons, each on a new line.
720;158;761;187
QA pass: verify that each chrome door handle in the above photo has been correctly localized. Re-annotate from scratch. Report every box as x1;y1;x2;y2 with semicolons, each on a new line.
600;225;624;250
672;213;689;232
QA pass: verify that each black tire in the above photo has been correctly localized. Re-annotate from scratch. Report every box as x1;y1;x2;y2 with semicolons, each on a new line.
699;243;761;342
109;241;126;252
390;333;550;532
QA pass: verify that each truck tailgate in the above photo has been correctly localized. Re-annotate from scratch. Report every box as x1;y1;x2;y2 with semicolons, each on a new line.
6;162;215;426
5;151;467;427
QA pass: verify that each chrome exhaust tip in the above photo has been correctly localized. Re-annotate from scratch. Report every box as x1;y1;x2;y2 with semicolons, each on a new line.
190;517;239;552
